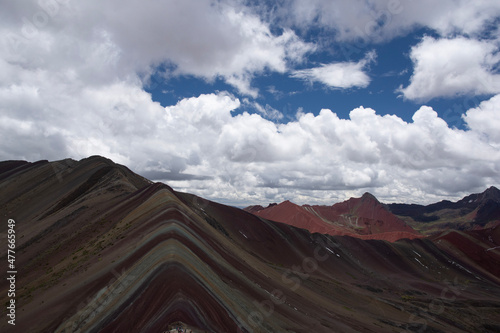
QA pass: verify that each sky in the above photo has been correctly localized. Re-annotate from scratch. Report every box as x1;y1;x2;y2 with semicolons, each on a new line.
1;0;500;206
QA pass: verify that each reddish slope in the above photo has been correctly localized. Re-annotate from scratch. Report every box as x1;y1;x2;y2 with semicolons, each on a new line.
321;193;419;235
248;193;422;242
432;224;500;280
251;200;342;235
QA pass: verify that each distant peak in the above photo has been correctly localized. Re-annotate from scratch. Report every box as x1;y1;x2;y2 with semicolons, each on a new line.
483;186;500;200
82;155;114;164
361;192;379;202
277;200;301;208
485;186;500;193
244;205;264;213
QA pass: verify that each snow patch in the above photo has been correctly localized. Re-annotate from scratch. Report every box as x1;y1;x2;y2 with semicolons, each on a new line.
447;260;482;280
326;247;341;258
414;257;428;269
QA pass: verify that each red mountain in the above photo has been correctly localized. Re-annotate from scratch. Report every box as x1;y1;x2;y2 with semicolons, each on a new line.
431;225;500;282
246;193;422;242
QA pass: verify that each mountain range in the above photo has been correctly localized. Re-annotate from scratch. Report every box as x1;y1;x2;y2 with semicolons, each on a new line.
388;186;500;233
245;193;421;242
245;186;500;242
1;156;499;332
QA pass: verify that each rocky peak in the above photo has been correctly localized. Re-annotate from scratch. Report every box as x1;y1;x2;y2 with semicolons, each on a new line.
483;186;500;201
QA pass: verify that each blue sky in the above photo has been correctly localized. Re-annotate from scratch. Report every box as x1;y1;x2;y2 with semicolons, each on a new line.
1;0;500;206
146;27;484;130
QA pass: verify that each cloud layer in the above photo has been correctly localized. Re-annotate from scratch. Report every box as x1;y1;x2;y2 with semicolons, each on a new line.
399;36;500;101
0;0;499;206
284;0;500;42
291;51;376;89
3;80;498;206
152;93;500;205
2;0;313;97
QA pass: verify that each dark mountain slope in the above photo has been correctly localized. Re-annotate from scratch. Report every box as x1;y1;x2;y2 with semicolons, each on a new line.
0;157;499;333
388;186;500;234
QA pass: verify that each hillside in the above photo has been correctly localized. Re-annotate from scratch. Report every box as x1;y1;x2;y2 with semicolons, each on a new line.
0;157;499;332
388;186;500;235
246;193;421;242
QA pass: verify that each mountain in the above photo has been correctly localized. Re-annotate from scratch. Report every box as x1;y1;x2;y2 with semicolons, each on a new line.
1;156;500;333
246;193;421;242
388;186;500;235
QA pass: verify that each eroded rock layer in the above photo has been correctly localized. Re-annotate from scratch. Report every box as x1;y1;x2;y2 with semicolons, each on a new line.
1;156;499;333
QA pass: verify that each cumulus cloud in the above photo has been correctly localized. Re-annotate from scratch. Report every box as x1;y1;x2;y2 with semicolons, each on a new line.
399;36;500;101
1;75;500;206
1;0;313;97
156;94;500;205
291;51;375;89
284;0;500;42
99;0;315;97
241;99;284;121
463;94;500;144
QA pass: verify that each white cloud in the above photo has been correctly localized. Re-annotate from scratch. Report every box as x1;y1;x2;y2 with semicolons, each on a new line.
242;99;284;121
1;0;313;97
284;0;500;42
96;0;314;97
1;75;499;205
399;36;500;101
291;51;375;89
463;94;500;144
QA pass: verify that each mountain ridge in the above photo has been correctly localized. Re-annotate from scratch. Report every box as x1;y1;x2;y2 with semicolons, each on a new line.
245;186;500;240
1;156;499;332
245;192;422;242
388;186;500;234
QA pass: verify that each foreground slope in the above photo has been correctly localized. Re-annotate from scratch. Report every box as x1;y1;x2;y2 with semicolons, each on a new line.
0;157;499;332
